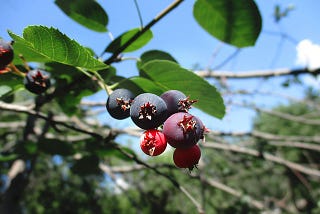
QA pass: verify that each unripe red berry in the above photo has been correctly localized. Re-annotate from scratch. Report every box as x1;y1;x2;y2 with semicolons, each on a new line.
173;144;201;170
140;129;167;156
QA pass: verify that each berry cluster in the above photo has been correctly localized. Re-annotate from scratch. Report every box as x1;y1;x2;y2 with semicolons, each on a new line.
106;89;207;170
0;39;51;94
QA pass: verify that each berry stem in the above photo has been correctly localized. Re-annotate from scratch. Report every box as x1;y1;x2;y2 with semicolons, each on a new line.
77;67;113;95
8;63;26;77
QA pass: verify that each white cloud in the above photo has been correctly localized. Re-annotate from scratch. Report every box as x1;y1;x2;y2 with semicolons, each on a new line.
296;39;320;70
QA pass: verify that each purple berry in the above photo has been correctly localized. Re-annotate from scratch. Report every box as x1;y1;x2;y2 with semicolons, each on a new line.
24;69;51;94
163;112;203;148
160;90;197;116
130;93;168;130
106;89;135;120
0;40;14;69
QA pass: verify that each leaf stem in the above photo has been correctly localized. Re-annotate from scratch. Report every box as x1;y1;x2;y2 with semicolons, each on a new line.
134;0;144;28
104;0;184;65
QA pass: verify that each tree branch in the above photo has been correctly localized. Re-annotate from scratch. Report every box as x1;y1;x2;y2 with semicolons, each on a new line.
195;67;320;79
104;0;184;65
203;142;320;178
209;130;320;144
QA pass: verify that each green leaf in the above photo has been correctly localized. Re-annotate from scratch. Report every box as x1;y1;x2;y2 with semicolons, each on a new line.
105;28;153;53
137;50;178;68
55;0;108;32
0;86;12;98
141;60;225;119
39;139;75;156
193;0;262;47
0;72;24;92
71;155;101;175
113;76;166;96
8;26;108;71
0;154;18;162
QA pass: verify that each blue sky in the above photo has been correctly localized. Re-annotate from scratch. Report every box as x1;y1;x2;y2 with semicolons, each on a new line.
2;0;320;133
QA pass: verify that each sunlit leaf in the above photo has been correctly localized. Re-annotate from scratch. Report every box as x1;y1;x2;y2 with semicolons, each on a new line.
141;60;225;119
105;28;153;53
193;0;262;47
55;0;108;32
8;26;108;71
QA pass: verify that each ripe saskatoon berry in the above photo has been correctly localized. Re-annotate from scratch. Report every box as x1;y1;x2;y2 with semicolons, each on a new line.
106;89;134;120
160;90;197;116
130;93;168;130
163;112;203;148
24;69;51;94
173;144;201;170
140;129;167;156
0;40;14;69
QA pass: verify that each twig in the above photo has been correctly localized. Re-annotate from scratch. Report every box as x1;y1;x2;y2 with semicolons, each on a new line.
104;0;184;65
203;142;320;178
203;177;265;210
195;67;320;79
209;130;320;144
112;143;205;214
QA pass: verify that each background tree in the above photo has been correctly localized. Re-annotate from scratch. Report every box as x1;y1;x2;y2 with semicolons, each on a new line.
1;0;320;213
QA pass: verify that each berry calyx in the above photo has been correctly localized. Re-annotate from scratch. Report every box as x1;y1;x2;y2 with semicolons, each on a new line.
140;129;167;156
0;40;14;70
163;112;203;148
177;96;197;112
139;102;157;120
130;93;168;130
106;89;135;120
24;69;51;94
173;144;201;170
177;114;197;133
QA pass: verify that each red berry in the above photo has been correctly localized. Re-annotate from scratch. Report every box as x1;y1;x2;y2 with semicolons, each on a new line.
173;145;201;170
140;129;167;156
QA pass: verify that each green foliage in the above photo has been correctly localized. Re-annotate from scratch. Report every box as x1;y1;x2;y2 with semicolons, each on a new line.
193;0;262;47
105;28;153;53
140;60;225;118
8;26;108;71
0;0;273;213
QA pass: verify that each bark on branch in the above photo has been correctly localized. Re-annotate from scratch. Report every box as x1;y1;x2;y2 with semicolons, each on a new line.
195;67;320;79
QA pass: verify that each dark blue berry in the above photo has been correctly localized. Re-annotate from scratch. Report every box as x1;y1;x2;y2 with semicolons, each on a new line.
24;69;51;94
160;90;197;117
106;89;135;120
0;40;14;69
130;93;168;130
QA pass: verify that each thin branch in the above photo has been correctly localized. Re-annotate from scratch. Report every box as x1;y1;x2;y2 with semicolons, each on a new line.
209;130;320;144
0;101;103;139
203;177;265;210
0;100;204;213
112;143;205;214
232;102;320;126
203;142;320;178
195;67;320;79
268;141;320;152
104;0;184;65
